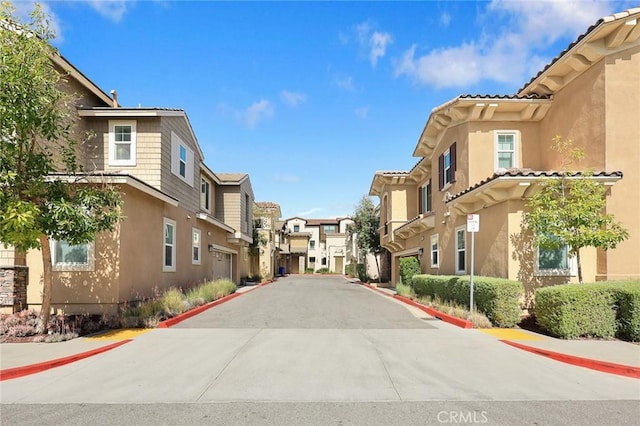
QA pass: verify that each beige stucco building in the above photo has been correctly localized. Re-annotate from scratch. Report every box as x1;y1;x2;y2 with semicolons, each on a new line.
1;47;255;315
277;217;354;274
370;9;640;304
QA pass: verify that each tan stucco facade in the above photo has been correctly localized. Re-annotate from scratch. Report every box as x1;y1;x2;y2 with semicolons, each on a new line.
370;10;640;305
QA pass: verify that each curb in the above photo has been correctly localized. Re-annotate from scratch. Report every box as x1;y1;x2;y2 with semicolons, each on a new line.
393;294;474;329
500;339;640;379
356;282;473;329
0;339;132;381
158;278;277;328
158;292;243;328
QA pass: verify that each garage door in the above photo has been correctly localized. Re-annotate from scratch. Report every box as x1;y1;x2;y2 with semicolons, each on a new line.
212;251;232;280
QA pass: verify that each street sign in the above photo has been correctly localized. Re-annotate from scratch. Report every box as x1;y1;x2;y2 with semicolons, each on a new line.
467;214;479;233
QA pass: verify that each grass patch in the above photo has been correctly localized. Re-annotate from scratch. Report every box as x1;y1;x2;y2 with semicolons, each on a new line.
395;283;416;299
417;295;493;329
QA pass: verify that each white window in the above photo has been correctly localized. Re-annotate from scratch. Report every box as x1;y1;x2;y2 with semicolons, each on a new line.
420;181;431;214
444;149;452;185
51;240;94;271
192;228;201;265
171;132;194;186
455;227;466;274
201;177;211;212
495;131;518;170
430;234;439;268
109;120;136;166
163;218;176;272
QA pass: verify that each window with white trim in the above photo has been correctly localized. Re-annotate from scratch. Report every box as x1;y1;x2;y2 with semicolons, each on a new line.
51;240;94;271
163;218;176;272
192;228;201;265
430;234;439;268
309;240;316;249
495;131;518;169
109;120;136;166
201;177;211;212
171;132;194;186
455;227;466;274
293;225;300;232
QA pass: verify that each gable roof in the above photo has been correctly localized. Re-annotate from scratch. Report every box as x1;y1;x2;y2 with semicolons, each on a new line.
411;8;640;161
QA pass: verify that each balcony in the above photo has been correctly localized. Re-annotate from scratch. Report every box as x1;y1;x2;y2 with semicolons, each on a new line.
380;220;408;252
394;212;435;240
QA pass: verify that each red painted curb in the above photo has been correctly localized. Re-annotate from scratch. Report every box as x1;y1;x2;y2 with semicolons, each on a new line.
356;282;473;329
0;339;132;381
158;292;243;328
500;339;640;379
393;294;474;329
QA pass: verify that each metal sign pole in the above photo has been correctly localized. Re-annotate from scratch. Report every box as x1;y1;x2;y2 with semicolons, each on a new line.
470;231;475;313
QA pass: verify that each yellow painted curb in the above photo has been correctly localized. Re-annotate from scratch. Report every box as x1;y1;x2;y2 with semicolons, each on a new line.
478;328;545;341
83;328;151;341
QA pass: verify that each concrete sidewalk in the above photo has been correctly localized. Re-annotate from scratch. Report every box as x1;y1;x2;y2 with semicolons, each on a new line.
1;280;639;381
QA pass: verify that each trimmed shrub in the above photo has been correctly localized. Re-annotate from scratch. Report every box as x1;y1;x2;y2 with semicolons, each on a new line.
399;257;420;286
535;284;617;339
458;277;523;328
609;281;640;342
356;263;367;282
316;267;331;274
411;275;523;327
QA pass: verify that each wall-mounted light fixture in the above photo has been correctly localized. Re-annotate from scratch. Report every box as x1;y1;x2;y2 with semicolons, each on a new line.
208;244;214;252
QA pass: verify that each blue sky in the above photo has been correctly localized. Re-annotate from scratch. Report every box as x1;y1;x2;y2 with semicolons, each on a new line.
13;0;635;219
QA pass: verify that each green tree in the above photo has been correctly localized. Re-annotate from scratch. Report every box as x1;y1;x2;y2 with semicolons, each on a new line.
347;195;383;280
0;2;122;330
524;136;628;283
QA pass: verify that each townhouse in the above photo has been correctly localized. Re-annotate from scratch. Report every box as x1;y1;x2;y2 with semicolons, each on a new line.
370;9;640;302
253;201;283;280
278;217;353;274
1;47;255;315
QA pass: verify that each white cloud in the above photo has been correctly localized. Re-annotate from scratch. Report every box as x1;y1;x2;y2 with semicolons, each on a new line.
440;12;451;27
355;106;369;119
87;0;130;23
370;31;393;67
334;75;355;91
281;90;307;107
354;21;393;67
394;0;617;89
297;207;323;217
240;100;274;129
12;2;64;41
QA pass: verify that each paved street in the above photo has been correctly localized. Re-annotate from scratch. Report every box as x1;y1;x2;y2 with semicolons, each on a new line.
1;275;639;425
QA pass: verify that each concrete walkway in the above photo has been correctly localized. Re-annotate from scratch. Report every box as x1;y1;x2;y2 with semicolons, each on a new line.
1;277;638;381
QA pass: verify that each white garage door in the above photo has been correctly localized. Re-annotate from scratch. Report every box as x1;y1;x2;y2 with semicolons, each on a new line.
212;251;232;280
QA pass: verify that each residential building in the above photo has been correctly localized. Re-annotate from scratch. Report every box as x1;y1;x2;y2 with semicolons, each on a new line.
278;217;354;274
1;44;255;315
370;9;640;304
253;201;283;280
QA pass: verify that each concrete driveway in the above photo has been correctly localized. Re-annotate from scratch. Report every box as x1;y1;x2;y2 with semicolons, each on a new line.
1;275;638;424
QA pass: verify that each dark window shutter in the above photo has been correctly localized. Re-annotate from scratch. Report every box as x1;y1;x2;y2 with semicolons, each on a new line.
450;142;457;183
438;154;444;190
418;186;423;214
427;178;432;212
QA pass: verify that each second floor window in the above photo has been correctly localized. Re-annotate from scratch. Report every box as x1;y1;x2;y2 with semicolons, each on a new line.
109;120;136;166
496;132;517;169
310;240;316;249
201;177;211;212
171;132;194;186
293;225;300;232
419;180;432;214
438;142;456;190
323;225;337;233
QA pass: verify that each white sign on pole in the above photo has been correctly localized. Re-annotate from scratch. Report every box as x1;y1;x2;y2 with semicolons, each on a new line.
467;214;480;233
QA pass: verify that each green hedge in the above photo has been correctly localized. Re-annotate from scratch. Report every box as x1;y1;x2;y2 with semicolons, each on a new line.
399;257;420;286
535;280;640;341
411;275;523;327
